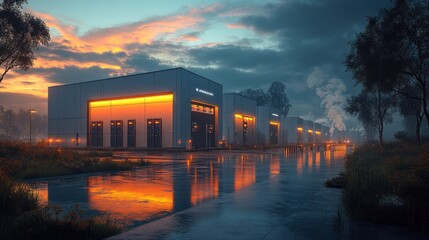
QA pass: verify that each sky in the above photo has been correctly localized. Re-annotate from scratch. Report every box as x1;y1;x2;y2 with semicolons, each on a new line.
1;0;399;137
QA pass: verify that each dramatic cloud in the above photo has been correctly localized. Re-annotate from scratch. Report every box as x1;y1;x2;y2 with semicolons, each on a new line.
2;0;398;137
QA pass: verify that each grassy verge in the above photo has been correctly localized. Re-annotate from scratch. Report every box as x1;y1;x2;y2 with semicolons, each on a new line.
0;141;147;180
343;143;429;231
0;141;149;239
0;173;123;239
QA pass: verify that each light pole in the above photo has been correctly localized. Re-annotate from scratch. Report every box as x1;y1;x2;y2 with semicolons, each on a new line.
28;109;36;144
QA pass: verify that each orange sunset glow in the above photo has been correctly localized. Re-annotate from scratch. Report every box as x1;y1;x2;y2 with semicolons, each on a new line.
87;173;173;221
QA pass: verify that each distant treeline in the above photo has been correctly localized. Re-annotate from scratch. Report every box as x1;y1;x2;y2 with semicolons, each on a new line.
0;106;47;141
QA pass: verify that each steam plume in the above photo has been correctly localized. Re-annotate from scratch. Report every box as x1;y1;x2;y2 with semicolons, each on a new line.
307;66;347;136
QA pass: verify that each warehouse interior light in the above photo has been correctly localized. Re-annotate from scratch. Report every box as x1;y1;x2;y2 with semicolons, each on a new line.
89;94;173;108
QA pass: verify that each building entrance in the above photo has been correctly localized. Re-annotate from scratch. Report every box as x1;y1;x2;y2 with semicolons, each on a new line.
90;121;103;147
191;102;215;148
110;120;123;147
269;122;279;145
147;118;162;148
127;120;136;147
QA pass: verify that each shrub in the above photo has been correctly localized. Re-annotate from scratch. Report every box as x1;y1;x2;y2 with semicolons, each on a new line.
343;143;429;230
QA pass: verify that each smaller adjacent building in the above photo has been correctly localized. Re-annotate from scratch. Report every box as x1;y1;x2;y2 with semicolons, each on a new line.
283;117;304;145
303;120;314;144
222;93;257;145
314;123;322;143
322;125;330;142
256;106;281;145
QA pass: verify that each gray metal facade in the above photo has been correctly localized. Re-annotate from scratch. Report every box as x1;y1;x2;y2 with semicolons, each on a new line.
48;68;222;148
222;93;257;145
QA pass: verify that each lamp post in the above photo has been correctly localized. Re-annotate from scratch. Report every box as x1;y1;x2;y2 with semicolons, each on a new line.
28;109;36;144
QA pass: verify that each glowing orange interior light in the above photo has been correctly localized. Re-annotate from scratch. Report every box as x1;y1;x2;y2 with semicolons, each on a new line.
234;114;243;118
308;130;313;133
315;131;321;134
243;116;254;121
270;121;279;126
89;94;173;108
297;127;303;131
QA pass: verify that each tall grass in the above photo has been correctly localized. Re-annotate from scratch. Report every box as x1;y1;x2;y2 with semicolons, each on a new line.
0;141;141;180
343;143;429;230
0;141;138;239
0;169;123;239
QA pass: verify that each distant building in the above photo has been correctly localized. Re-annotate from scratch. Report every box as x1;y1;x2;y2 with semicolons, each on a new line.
256;106;281;145
283;117;304;145
222;93;257;145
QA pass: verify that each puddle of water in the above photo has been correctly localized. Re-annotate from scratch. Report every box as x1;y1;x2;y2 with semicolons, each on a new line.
30;147;348;228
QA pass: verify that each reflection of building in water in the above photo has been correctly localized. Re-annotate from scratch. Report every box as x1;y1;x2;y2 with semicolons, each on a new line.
87;170;173;221
191;162;219;205
308;150;313;169
297;152;304;175
325;149;331;166
32;182;48;205
315;151;321;169
270;154;280;176
234;156;256;191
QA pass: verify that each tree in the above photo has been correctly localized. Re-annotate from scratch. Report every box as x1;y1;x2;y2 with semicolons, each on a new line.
240;88;268;106
345;0;429;128
267;81;291;116
346;88;397;145
0;0;50;83
240;81;292;116
398;92;424;143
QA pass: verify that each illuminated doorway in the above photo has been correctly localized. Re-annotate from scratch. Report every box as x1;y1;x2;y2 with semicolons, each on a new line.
147;118;162;148
191;102;215;148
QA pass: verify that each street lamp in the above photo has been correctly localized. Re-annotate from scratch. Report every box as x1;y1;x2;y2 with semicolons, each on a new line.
28;109;36;144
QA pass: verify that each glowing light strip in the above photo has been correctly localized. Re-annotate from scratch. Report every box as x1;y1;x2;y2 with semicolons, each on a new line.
270;121;279;126
308;130;313;133
89;94;173;108
297;127;303;131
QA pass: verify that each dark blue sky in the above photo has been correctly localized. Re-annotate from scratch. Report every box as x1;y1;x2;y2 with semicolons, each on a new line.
1;0;394;134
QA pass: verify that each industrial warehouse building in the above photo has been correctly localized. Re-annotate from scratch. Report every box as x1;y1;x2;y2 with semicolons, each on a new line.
222;93;257;145
48;68;222;148
48;67;331;149
256;106;282;145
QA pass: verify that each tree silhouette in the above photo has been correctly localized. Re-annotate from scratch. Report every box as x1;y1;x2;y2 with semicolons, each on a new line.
267;81;291;116
0;0;50;83
346;88;397;145
345;0;429;129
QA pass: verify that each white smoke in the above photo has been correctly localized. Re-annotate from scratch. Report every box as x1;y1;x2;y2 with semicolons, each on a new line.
307;66;348;136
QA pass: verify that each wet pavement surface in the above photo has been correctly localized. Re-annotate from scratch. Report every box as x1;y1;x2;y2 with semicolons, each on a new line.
31;147;427;239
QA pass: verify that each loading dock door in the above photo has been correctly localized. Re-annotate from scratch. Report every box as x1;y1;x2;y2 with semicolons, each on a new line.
191;102;215;149
269;123;279;145
127;120;136;147
243;120;248;144
147;118;162;148
110;120;123;147
90;121;103;147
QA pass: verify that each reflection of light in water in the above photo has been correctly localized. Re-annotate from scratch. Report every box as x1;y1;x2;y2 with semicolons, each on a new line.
325;149;331;166
270;154;280;176
191;162;219;205
32;182;48;205
315;151;321;169
308;150;313;168
333;145;347;160
87;170;173;222
297;153;303;175
234;156;256;191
